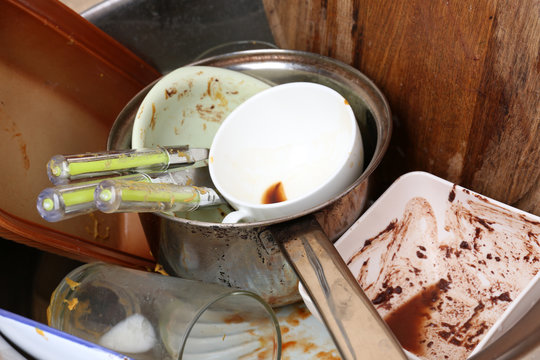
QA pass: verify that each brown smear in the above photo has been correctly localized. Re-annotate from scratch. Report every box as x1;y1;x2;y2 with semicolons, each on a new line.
150;102;157;130
4;121;30;170
315;351;341;360
164;87;177;99
276;303;339;359
384;279;450;355
283;304;310;327
346;192;540;359
262;181;287;204
224;313;245;324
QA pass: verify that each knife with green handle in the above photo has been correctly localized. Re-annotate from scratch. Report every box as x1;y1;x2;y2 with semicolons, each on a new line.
46;145;208;185
94;180;225;214
37;169;201;222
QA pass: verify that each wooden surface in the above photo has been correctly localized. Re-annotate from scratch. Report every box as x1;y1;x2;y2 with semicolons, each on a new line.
264;0;539;215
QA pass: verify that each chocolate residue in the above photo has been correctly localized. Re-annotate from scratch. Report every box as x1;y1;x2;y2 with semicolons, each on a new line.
474;216;495;231
347;191;540;360
347;220;397;265
372;284;403;306
262;181;287;204
384;279;450;354
490;292;512;303
448;186;456;202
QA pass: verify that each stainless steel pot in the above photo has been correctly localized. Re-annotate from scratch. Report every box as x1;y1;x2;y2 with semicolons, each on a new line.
109;49;403;358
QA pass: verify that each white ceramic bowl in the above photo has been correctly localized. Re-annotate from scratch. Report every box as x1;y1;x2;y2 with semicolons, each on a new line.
300;171;540;360
209;82;364;223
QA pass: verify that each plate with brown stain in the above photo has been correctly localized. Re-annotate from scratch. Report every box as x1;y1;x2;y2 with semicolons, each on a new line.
300;171;540;360
132;66;271;150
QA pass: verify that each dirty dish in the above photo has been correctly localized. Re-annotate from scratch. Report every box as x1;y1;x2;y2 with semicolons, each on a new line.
132;65;271;149
0;308;133;360
299;171;540;359
209;82;363;223
113;49;402;360
108;49;392;308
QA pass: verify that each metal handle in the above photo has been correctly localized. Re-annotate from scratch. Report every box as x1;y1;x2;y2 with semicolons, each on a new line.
270;216;406;360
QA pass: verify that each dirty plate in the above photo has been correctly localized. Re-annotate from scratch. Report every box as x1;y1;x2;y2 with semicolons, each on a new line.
300;171;540;360
132;65;271;149
0;309;133;360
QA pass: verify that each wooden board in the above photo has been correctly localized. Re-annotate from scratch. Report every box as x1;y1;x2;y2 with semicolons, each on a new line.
264;0;539;215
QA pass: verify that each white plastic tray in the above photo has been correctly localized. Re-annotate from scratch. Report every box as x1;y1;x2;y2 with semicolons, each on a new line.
301;171;540;359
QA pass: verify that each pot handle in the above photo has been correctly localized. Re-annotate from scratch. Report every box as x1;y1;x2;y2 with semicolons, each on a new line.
270;216;406;360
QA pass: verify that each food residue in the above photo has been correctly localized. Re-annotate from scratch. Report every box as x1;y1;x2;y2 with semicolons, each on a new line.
224;313;245;324
35;327;48;340
150;102;157;130
65;277;80;290
275;303;340;360
63;297;79;311
347;192;540;359
262;181;287;204
206;77;228;107
165;87;177;99
85;213;110;242
153;263;169;276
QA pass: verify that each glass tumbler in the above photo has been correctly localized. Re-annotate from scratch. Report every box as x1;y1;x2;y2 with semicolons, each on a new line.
48;262;281;360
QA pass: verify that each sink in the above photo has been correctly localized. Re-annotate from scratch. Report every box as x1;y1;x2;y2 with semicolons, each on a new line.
83;0;275;73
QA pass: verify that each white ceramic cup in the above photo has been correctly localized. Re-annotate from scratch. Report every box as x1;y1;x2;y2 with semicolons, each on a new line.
209;82;364;223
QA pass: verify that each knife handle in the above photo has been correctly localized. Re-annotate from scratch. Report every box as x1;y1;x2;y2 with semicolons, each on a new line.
46;146;208;185
37;174;150;222
94;180;224;214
